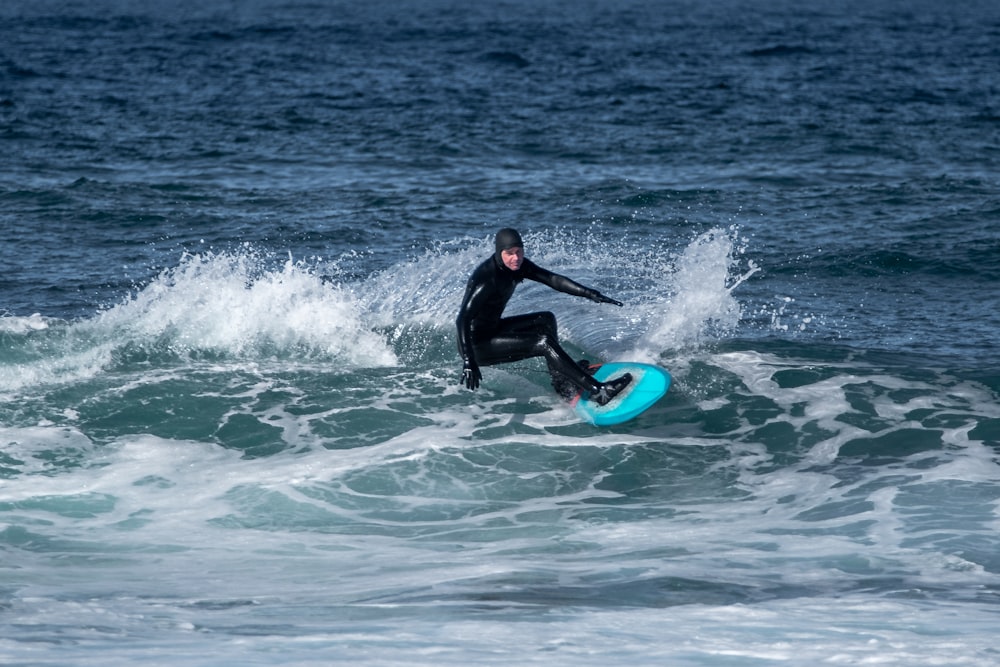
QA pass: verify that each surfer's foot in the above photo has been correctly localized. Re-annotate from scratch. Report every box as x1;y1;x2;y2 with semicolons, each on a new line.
591;373;633;406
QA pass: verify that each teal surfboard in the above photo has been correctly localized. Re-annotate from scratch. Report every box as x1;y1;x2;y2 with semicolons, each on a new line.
573;362;671;426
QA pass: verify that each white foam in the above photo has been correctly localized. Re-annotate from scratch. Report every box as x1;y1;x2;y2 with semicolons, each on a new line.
2;352;999;667
0;336;117;395
0;313;51;333
0;250;401;395
1;228;761;398
98;250;398;365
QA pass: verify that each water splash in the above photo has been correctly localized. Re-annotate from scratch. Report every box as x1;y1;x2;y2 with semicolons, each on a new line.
626;227;758;361
0;249;399;394
0;229;759;394
525;226;756;363
96;249;397;365
358;226;759;365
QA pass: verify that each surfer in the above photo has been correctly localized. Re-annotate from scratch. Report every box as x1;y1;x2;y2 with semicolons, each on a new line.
456;228;632;406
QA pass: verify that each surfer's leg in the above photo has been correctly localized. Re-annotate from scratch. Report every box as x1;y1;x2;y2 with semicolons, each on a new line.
550;359;594;401
503;312;634;405
530;312;601;394
475;313;632;404
475;312;601;394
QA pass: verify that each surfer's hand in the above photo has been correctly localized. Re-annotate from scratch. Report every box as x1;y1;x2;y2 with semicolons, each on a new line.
590;290;623;307
461;360;482;391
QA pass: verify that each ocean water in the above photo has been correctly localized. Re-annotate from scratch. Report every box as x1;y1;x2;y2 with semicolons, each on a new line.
2;0;999;664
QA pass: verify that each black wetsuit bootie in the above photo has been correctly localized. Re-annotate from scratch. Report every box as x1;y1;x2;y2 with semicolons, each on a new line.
591;373;633;406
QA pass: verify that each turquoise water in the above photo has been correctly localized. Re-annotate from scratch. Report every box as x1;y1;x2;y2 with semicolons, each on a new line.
2;0;999;664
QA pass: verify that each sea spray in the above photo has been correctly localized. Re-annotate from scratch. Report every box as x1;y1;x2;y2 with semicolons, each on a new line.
353;228;757;369
98;250;398;365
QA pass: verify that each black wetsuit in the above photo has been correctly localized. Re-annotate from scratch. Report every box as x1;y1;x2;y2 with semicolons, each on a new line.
456;252;616;395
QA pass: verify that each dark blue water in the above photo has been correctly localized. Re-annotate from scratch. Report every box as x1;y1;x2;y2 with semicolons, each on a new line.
2;1;999;665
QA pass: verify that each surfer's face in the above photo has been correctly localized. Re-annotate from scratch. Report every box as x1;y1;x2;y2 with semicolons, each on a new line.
501;246;524;271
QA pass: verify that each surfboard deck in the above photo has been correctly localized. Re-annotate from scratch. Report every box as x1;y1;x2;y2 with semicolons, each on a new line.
572;362;671;426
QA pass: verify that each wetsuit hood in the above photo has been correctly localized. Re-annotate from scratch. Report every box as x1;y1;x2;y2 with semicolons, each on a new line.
494;228;524;270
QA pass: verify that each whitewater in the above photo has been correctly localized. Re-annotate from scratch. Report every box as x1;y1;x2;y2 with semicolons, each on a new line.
3;0;999;664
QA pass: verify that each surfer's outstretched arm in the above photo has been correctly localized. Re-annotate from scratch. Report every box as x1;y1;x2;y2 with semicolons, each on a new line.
525;264;624;307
